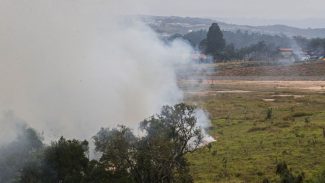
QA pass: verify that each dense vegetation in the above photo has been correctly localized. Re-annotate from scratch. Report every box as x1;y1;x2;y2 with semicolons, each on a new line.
176;29;291;50
0;104;204;183
169;23;325;62
1;90;324;183
200;23;226;57
169;23;288;61
294;36;325;57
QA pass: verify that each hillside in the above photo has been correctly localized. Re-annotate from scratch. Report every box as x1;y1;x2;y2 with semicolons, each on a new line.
141;16;325;38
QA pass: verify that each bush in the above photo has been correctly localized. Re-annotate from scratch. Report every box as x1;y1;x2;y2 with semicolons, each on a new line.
266;108;273;121
276;162;304;183
292;112;313;118
310;169;325;183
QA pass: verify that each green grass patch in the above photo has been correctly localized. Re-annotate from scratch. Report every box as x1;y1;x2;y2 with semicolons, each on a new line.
186;90;325;183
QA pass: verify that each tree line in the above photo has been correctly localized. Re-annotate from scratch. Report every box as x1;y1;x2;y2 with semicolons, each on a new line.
294;36;325;57
0;104;203;183
169;23;325;62
0;103;324;182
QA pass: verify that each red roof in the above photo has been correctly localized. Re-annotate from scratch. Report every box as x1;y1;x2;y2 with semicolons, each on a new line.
279;48;293;52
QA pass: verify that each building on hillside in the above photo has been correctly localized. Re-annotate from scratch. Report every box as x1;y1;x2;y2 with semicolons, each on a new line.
278;48;296;64
279;48;294;57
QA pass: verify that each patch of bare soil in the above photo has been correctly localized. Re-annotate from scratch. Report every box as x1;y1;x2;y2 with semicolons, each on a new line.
214;61;325;77
208;80;325;92
185;90;252;96
263;99;275;102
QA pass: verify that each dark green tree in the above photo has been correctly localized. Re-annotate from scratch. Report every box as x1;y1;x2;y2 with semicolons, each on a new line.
183;30;207;48
94;126;136;183
0;126;43;183
19;137;90;183
43;137;89;183
17;104;205;183
83;160;112;183
93;103;203;183
202;23;226;57
137;103;203;183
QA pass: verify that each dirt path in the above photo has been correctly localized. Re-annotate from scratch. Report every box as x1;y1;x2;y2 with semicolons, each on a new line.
180;80;325;93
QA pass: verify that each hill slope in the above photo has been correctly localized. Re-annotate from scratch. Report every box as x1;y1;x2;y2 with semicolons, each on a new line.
141;16;325;38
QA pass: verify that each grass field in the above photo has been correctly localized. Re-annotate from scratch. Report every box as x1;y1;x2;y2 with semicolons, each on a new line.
182;79;325;183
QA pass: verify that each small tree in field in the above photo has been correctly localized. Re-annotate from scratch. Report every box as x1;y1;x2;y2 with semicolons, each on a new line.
276;162;304;183
266;108;273;121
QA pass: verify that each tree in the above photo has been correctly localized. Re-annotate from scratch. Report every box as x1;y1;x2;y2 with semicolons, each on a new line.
83;160;112;183
137;103;203;183
0;127;43;183
183;30;207;48
93;103;204;183
17;103;205;183
237;41;277;61
309;38;325;56
223;43;238;60
94;126;136;183
19;137;90;183
43;137;89;183
202;23;226;57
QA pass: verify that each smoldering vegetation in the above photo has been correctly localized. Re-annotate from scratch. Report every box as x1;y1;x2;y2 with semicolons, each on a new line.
0;103;209;183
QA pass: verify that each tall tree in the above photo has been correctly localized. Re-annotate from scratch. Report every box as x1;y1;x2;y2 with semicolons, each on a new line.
93;103;203;183
0;126;43;183
94;126;136;183
205;23;226;55
137;103;203;183
19;137;90;183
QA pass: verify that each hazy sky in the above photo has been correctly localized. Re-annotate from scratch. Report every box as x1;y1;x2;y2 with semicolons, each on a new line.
130;0;324;18
116;0;325;28
1;0;324;27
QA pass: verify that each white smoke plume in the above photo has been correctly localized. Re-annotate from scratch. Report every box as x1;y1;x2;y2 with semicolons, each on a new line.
0;0;213;144
195;109;215;143
0;111;28;146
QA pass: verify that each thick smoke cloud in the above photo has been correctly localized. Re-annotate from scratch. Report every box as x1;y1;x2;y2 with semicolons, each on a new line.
0;111;28;146
0;0;201;143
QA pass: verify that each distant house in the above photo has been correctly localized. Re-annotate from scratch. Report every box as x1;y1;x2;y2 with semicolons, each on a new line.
279;48;294;57
278;48;295;64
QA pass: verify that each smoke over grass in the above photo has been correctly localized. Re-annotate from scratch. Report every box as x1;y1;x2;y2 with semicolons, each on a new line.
0;0;213;145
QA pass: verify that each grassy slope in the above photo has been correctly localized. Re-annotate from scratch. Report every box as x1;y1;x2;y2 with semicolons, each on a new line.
186;89;325;183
